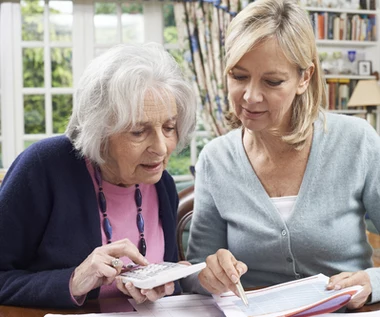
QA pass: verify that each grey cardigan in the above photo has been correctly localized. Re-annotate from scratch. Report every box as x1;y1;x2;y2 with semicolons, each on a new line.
185;112;380;303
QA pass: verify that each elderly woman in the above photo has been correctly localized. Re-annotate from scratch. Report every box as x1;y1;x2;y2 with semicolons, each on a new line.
0;43;196;308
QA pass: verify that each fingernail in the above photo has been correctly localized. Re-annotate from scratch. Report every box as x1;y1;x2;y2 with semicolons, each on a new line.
143;258;149;265
327;283;332;288
334;284;342;290
126;282;133;290
141;290;147;295
231;274;238;283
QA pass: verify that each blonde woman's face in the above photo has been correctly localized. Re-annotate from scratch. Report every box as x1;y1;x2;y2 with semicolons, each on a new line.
101;93;178;187
227;37;311;134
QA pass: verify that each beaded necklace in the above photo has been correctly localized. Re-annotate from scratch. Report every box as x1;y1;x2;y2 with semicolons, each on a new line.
93;164;147;256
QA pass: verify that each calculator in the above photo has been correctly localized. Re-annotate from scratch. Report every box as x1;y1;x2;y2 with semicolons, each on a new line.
120;261;206;289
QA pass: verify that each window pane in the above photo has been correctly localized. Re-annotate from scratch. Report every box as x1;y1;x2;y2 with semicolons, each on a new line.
24;140;38;150
94;2;118;44
23;48;44;88
167;48;184;68
51;48;73;87
0;144;3;169
167;145;191;176
52;94;72;133
49;1;73;42
163;4;177;45
21;0;44;41
121;3;144;44
94;47;109;57
24;95;45;134
0;101;2;168
196;135;211;157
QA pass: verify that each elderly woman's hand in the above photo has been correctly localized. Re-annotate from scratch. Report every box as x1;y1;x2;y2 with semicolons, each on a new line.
70;238;148;297
198;248;248;295
326;271;372;309
114;260;191;303
115;279;175;303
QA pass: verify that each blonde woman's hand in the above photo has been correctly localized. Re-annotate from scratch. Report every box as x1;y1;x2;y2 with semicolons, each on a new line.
198;248;247;296
326;271;372;309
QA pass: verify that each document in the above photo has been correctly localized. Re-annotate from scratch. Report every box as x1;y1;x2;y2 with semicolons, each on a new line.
129;294;224;317
213;274;363;317
45;313;140;317
45;294;224;317
321;313;380;316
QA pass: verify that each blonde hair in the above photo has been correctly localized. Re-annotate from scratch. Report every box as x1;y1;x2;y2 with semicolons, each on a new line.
225;0;326;149
66;43;197;164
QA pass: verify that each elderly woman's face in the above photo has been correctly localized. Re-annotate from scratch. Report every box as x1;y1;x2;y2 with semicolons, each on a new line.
102;94;178;187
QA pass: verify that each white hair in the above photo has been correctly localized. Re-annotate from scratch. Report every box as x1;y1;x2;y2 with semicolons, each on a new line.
66;43;197;164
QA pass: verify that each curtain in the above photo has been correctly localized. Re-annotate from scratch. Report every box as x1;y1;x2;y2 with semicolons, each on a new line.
174;0;245;137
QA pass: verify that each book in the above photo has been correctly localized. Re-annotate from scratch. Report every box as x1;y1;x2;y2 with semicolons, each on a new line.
333;16;341;40
213;273;363;317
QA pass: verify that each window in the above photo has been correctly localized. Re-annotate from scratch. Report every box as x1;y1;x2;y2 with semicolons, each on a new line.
21;0;74;149
0;0;200;182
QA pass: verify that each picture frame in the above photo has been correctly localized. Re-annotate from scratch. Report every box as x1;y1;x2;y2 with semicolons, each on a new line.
358;60;372;76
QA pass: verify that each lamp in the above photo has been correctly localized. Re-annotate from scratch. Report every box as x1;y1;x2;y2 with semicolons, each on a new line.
347;79;380;129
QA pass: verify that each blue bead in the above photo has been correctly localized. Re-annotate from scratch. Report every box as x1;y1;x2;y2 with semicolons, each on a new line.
137;213;144;232
139;237;146;256
135;188;142;207
98;191;107;212
103;217;112;240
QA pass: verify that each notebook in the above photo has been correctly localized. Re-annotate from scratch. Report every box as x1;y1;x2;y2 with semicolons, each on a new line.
213;273;363;317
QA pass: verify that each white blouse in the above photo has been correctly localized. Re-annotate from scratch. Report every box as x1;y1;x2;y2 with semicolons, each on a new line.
270;196;297;221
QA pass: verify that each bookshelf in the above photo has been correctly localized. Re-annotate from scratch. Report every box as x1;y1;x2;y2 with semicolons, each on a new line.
305;5;379;71
324;74;375;79
325;76;376;111
304;3;380;132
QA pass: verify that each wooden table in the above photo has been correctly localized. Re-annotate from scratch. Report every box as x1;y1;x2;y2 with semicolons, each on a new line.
0;297;135;317
0;295;380;317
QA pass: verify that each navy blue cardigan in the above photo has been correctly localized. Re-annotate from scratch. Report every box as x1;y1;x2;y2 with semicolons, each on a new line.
0;136;179;308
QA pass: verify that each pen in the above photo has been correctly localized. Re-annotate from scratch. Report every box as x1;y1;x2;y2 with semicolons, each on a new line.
236;279;249;307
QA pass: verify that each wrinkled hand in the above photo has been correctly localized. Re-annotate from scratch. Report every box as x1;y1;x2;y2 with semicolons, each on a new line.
198;249;248;296
71;238;148;298
115;279;175;303
326;271;372;310
115;260;190;303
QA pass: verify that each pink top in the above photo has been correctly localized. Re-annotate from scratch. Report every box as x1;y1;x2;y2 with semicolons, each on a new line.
85;160;165;298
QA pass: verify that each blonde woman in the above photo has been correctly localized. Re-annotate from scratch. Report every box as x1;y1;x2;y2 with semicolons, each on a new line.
184;0;380;310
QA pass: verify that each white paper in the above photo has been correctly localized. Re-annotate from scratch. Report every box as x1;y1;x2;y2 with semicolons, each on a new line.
129;294;225;317
320;312;380;316
44;294;224;317
213;274;363;317
45;313;140;317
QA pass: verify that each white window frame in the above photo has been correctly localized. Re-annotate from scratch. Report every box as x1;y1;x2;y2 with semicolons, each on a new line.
0;0;200;181
1;2;22;168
